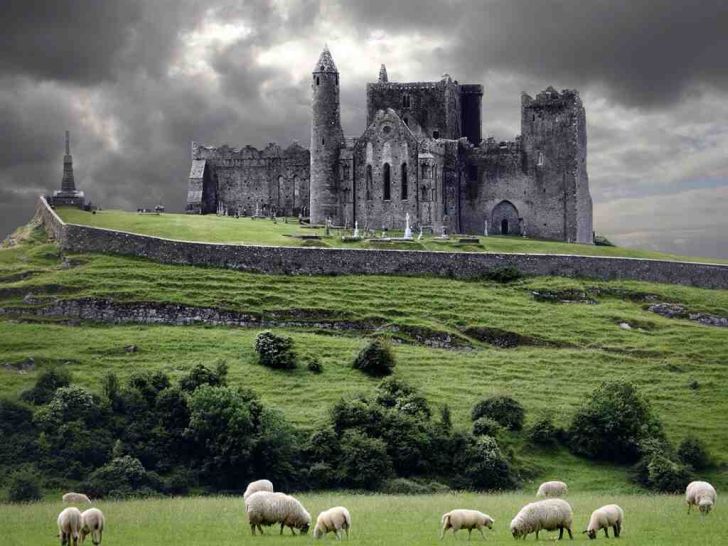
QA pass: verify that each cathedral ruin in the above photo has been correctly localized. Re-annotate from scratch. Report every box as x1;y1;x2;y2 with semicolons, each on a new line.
186;46;593;243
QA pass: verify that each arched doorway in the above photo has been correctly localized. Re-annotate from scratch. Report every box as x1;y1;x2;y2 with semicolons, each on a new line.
491;200;520;235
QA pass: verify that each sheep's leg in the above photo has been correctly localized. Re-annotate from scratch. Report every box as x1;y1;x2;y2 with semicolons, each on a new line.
536;529;540;540
280;523;285;535
614;523;620;538
566;527;573;540
468;528;473;540
478;527;486;539
687;502;692;514
250;523;256;536
604;527;609;538
558;527;563;540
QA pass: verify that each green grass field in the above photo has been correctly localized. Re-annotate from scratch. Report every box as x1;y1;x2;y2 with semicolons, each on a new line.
2;492;724;545
1;224;727;493
55;207;728;264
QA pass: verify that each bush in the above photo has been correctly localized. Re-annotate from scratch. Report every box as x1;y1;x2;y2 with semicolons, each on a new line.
20;367;72;405
337;431;393;489
7;469;42;503
677;436;711;470
526;414;559;446
85;456;153;498
472;417;503;437
484;266;522;283
460;436;520;490
568;381;663;463
382;477;449;495
471;395;525;431
254;331;297;369
352;339;395;377
637;453;692;493
307;358;323;374
179;362;228;392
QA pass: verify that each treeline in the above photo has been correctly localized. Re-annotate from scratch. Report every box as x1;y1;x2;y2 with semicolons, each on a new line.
0;346;714;502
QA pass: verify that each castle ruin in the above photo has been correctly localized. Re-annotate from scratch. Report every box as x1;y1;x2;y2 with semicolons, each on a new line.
186;47;593;243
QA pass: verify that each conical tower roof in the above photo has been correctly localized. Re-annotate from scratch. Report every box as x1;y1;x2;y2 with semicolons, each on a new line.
313;44;338;73
378;64;388;83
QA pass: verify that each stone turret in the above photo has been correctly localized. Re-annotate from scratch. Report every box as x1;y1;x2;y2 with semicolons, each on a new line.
310;45;344;224
49;130;86;208
378;64;388;83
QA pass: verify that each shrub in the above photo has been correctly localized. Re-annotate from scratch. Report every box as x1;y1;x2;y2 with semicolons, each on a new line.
352;339;395;377
472;417;503;437
637;453;692;493
484;266;522;283
382;478;449;495
7;469;42;503
526;414;559;446
337;431;393;489
85;456;152;498
307;358;323;374
568;380;663;463
254;331;297;369
20;367;72;405
179;361;228;392
471;395;525;431
0;398;37;466
461;435;519;490
677;436;711;470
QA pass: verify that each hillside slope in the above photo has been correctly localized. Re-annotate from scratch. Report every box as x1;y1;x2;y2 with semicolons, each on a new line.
1;225;726;491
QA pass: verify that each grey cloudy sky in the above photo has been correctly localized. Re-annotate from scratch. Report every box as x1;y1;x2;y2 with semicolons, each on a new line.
1;0;727;258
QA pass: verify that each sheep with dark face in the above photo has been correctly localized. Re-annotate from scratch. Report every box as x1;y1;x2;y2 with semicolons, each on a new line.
57;507;83;546
510;498;573;540
245;491;311;535
686;481;717;515
584;504;623;539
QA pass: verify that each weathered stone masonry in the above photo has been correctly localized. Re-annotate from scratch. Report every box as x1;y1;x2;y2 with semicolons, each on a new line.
36;197;728;290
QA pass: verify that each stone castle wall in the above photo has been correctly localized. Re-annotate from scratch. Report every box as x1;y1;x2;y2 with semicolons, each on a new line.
36;197;728;289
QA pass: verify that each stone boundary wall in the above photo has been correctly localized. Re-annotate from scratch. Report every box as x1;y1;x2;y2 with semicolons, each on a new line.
36;197;728;289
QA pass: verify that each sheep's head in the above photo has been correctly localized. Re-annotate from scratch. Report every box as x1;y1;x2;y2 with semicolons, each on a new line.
486;517;494;529
299;522;310;534
698;498;713;514
312;525;323;539
583;529;597;539
510;520;524;539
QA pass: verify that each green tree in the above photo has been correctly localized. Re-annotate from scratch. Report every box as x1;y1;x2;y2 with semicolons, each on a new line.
352;339;395;377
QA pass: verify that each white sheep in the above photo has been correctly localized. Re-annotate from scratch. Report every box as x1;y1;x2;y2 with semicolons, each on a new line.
245;491;311;535
583;504;623;539
62;492;92;504
440;509;494;540
537;480;568;498
510;498;574;540
80;508;105;545
243;479;274;501
313;506;351;539
58;507;83;546
686;481;717;515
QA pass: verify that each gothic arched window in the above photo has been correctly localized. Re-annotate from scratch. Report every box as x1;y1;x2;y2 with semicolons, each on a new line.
401;163;408;200
383;163;391;200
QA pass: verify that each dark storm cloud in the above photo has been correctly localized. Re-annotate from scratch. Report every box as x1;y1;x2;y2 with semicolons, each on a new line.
338;0;728;107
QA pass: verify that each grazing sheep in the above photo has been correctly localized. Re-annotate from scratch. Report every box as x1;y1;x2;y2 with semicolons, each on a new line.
246;491;311;536
80;508;105;545
62;492;92;505
686;481;717;515
244;479;274;501
57;507;83;546
583;504;623;539
314;506;351;540
537;481;568;498
440;509;494;540
510;498;574;540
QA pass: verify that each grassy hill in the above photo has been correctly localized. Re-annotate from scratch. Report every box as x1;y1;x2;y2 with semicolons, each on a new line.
55;207;728;263
1;222;727;493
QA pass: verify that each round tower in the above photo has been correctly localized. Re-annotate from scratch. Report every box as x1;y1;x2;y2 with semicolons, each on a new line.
310;45;344;225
